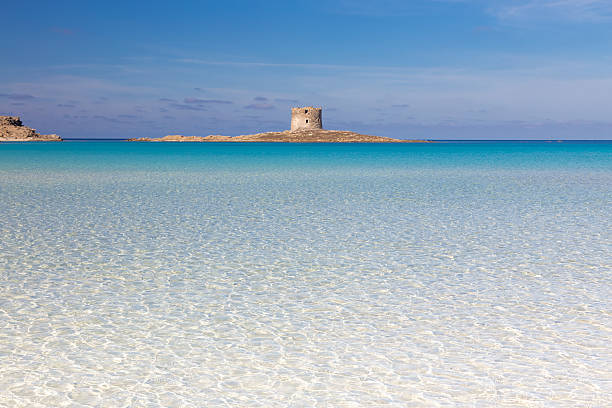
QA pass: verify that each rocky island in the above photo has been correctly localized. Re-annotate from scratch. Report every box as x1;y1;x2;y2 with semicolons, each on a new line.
128;106;429;143
0;116;62;142
127;129;426;143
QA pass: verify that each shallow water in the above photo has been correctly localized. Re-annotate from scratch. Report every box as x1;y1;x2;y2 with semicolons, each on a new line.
1;141;611;407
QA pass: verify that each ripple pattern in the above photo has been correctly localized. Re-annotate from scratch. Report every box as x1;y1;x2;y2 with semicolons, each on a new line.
0;143;611;407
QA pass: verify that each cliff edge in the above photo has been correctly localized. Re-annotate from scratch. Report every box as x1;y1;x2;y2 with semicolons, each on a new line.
127;129;429;143
0;116;62;142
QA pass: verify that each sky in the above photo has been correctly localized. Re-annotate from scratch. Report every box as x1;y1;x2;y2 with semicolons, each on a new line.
1;0;611;139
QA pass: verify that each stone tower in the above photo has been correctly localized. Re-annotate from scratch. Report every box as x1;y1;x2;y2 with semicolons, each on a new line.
291;106;322;131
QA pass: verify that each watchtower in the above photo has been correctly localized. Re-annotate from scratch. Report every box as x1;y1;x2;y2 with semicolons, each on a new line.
291;106;322;131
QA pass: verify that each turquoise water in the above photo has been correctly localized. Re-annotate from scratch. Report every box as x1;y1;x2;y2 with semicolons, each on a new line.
1;141;611;407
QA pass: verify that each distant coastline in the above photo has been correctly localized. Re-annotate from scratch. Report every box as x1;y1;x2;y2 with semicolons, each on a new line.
127;129;430;143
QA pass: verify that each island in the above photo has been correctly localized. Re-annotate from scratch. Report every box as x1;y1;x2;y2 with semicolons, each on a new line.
127;130;428;143
0;116;62;142
128;106;430;143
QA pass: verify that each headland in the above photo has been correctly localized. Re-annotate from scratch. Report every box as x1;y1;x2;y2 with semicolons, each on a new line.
0;116;62;142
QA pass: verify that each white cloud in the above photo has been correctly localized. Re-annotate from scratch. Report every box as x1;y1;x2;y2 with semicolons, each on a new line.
491;0;612;22
326;0;612;22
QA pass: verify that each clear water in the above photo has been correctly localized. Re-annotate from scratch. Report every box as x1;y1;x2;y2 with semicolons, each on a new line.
1;141;610;407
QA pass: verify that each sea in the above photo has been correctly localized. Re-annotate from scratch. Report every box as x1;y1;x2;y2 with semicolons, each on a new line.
0;140;610;407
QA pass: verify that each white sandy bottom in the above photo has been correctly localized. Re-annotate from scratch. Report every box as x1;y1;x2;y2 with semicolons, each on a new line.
0;168;610;407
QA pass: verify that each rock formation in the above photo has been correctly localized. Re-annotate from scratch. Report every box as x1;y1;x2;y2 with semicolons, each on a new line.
0;116;62;141
127;129;428;143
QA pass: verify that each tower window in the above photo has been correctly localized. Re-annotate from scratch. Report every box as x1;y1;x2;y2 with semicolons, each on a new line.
305;110;308;113
306;119;309;123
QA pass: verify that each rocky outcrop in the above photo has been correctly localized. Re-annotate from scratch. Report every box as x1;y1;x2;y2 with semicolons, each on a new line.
0;116;62;142
127;129;430;143
127;134;234;142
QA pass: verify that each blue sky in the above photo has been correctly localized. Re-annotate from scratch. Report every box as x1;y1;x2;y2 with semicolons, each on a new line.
1;0;611;139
